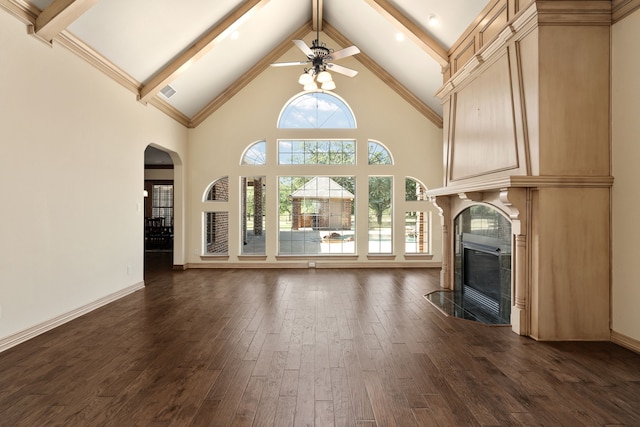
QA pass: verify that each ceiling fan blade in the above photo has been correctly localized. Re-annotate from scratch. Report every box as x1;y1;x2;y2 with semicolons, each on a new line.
293;39;314;58
329;46;360;61
270;61;309;67
327;63;358;77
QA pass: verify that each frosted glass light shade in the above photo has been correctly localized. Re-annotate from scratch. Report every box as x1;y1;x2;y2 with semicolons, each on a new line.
298;72;313;85
316;71;332;83
321;80;336;90
303;81;318;91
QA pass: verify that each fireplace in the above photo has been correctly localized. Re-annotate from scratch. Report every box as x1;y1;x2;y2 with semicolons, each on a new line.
426;205;512;324
461;233;510;324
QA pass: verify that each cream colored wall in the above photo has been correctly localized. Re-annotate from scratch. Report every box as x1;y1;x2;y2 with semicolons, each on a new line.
145;169;175;180
187;33;443;266
0;11;187;343
612;8;640;343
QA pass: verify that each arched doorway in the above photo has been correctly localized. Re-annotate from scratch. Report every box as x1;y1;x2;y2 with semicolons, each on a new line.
144;145;176;279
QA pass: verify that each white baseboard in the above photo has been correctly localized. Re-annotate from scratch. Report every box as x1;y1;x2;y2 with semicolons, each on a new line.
0;281;145;353
611;330;640;354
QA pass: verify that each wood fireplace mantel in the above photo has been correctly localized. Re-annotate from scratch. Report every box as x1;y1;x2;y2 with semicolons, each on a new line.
428;0;613;341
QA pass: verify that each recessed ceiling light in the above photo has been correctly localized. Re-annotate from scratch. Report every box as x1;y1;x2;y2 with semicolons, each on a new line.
395;32;405;42
427;15;439;26
230;30;240;40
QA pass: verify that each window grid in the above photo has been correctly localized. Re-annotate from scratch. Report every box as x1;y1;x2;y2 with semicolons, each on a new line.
278;140;356;165
152;185;173;226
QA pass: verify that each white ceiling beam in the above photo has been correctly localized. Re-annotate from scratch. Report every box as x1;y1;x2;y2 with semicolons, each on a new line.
364;0;449;67
139;0;269;104
312;0;322;32
35;0;98;42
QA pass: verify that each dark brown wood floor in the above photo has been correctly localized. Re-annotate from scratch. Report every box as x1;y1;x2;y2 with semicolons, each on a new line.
1;255;640;426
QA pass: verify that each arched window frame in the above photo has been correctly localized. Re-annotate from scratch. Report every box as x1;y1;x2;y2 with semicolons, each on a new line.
368;140;394;165
203;176;229;202
241;140;267;165
277;91;357;129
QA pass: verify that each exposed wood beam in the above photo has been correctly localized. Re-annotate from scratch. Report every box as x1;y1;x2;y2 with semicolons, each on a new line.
312;0;322;31
35;0;98;42
323;21;443;128
190;21;312;128
364;0;449;68
0;0;39;24
139;0;270;104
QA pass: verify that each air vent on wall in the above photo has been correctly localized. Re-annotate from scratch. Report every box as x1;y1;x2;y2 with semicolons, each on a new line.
160;84;176;99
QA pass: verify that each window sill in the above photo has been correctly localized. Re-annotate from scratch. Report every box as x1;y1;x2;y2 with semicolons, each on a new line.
367;254;396;260
275;255;359;261
238;255;268;261
200;254;230;260
404;254;434;260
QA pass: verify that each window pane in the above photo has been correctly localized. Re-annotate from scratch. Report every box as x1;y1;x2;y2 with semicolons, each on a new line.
405;178;427;201
279;176;355;255
152;185;173;226
368;176;392;253
278;140;355;165
242;176;266;255
278;92;356;129
405;211;429;253
205;212;228;254
368;141;392;165
205;177;229;201
241;141;266;165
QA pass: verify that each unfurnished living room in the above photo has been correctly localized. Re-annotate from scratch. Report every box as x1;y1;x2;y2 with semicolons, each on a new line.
2;0;640;425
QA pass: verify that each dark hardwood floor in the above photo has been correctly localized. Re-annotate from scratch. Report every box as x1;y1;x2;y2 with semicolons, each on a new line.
1;257;640;426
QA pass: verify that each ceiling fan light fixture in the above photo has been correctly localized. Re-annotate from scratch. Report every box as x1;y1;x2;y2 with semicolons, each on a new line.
316;70;332;83
298;72;314;85
321;80;336;91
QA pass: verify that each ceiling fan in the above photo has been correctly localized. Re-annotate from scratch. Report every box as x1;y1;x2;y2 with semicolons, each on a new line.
270;2;360;90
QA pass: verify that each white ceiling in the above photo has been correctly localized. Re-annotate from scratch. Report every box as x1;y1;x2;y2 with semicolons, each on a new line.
19;0;489;128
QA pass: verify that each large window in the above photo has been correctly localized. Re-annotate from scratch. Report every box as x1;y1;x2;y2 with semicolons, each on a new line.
200;91;431;260
279;176;355;255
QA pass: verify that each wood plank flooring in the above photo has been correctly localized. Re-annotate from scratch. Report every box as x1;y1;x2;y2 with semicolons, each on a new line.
1;256;640;426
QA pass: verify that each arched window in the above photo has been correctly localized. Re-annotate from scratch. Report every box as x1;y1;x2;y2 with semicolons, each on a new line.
278;91;356;129
204;177;229;202
368;140;393;165
241;141;266;165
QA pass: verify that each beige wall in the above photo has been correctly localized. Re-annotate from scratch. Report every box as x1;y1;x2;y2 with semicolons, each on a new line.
186;33;443;266
612;8;640;343
0;11;187;345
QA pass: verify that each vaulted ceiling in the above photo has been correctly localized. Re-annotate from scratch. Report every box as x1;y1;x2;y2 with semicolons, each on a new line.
2;0;490;128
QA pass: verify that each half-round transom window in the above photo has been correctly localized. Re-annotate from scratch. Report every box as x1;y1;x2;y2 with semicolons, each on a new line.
278;91;356;129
